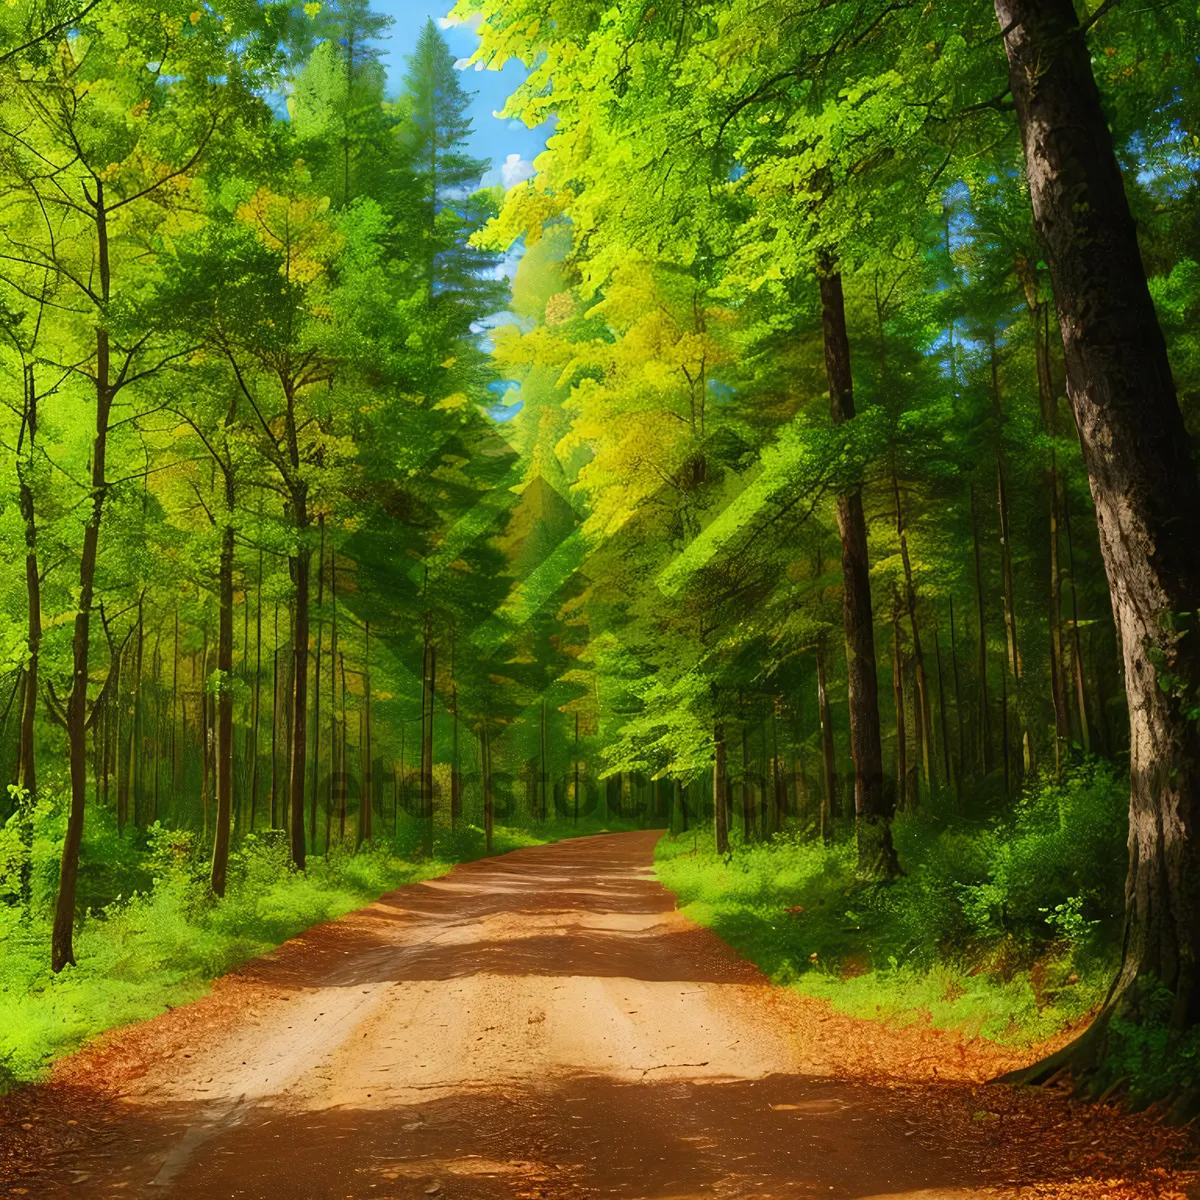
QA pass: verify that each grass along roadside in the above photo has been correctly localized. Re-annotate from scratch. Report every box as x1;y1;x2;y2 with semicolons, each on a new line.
654;763;1126;1048
0;806;633;1090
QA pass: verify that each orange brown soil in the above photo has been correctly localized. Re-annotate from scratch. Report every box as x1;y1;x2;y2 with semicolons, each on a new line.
1;831;1196;1198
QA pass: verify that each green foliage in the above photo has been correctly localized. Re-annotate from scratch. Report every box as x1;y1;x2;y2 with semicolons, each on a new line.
0;788;612;1089
655;763;1127;1044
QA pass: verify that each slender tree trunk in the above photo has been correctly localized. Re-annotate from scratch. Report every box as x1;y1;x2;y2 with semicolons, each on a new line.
211;518;235;897
741;723;752;843
171;605;180;801
933;626;953;791
539;696;547;822
249;552;263;833
200;631;210;845
53;205;115;971
310;517;325;851
339;651;348;843
361;620;373;846
128;599;144;828
891;459;933;791
969;485;993;775
892;605;907;813
151;624;162;824
451;626;461;829
818;267;896;876
997;0;1200;1056
421;613;435;856
16;366;40;798
949;597;965;793
772;702;785;829
713;721;729;854
270;603;280;828
483;721;494;852
289;533;310;870
328;547;338;849
816;643;836;844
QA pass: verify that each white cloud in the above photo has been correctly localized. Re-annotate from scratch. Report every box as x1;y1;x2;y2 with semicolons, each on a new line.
453;57;471;70
436;15;458;28
501;153;535;189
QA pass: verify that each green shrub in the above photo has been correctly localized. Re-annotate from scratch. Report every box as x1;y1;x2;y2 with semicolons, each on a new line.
655;760;1128;1044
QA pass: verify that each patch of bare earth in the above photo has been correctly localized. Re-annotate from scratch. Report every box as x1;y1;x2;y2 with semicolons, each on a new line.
2;831;1195;1199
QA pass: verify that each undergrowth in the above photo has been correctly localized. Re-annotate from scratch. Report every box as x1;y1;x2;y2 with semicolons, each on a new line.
656;761;1127;1046
0;793;629;1090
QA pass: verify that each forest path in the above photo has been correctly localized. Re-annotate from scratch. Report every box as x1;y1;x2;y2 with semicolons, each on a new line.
3;831;1194;1199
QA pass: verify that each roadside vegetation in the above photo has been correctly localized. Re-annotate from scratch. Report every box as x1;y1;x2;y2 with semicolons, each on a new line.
0;790;632;1089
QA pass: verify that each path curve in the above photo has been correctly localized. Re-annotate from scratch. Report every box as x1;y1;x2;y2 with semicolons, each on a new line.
2;832;1194;1198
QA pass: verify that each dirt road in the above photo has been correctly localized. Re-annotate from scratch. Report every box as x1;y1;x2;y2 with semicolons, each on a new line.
2;832;1194;1198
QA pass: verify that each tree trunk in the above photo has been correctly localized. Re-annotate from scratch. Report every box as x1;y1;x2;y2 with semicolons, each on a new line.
211;519;234;897
816;642;836;845
16;365;40;799
713;721;729;854
249;554;263;833
482;721;494;852
818;268;897;876
996;0;1200;1064
361;619;373;846
289;536;309;870
891;458;933;790
421;615;435;856
892;604;907;814
127;599;144;827
969;485;993;775
52;200;115;971
171;605;180;801
310;517;325;850
328;547;339;849
741;723;753;843
1062;484;1092;752
270;603;280;829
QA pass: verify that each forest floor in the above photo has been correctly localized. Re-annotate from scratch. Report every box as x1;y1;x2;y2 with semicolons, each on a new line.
0;831;1196;1200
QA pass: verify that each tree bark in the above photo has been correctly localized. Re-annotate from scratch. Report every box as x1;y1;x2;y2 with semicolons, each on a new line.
891;458;933;790
713;721;729;854
52;190;114;969
996;0;1200;1058
210;519;234;896
818;268;896;876
16;364;40;799
892;603;907;814
969;485;993;776
310;517;325;850
816;642;836;844
482;721;494;852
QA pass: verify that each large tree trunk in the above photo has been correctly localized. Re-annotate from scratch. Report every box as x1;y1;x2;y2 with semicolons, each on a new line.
211;519;235;896
818;268;897;876
52;203;114;971
996;0;1200;1067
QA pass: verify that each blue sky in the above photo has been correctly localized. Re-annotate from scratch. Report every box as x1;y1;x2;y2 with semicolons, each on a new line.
373;0;551;190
